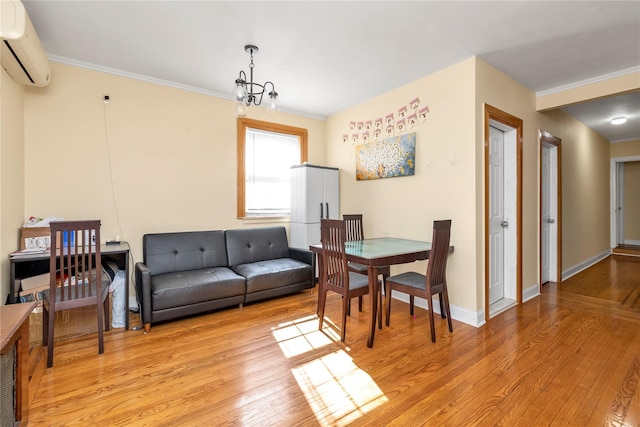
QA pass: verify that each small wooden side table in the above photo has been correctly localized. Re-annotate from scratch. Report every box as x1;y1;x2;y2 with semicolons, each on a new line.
1;301;36;426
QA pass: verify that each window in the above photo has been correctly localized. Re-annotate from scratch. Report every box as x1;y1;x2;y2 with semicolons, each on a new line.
237;118;308;218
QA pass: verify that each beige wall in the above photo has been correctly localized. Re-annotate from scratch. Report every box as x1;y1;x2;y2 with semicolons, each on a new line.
326;56;614;321
474;58;540;302
325;57;544;319
538;109;611;269
23;62;326;277
537;72;640;111
610;139;640;158
1;68;27;304
326;58;479;316
7;58;621;319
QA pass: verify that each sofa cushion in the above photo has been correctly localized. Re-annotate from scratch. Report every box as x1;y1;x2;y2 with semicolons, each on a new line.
151;267;245;310
225;227;290;267
144;231;228;276
232;258;312;294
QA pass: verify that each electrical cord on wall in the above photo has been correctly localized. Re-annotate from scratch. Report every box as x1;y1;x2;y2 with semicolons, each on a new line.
101;94;124;240
102;95;140;320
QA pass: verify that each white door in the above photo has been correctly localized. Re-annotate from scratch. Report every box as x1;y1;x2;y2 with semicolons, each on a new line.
541;145;550;284
610;157;640;248
616;162;625;245
488;126;505;304
541;144;558;284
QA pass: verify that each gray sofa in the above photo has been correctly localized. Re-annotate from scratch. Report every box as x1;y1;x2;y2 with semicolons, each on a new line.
134;227;314;332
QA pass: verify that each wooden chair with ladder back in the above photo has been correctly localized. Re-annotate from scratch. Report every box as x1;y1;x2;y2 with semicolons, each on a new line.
385;219;453;343
318;219;377;342
42;220;110;367
343;214;390;326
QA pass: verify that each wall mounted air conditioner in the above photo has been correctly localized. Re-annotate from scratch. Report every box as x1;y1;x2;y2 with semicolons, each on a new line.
1;0;51;87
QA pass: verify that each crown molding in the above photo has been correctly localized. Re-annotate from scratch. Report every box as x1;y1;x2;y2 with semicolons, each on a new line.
536;66;640;97
47;55;326;121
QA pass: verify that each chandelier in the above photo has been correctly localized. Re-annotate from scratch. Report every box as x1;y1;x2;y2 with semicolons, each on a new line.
232;44;278;116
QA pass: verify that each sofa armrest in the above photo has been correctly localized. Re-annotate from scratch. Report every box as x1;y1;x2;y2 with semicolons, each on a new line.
289;247;316;286
289;247;312;266
134;262;153;329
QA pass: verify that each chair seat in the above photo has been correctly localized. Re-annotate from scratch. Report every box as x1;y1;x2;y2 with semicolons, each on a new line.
42;268;111;302
42;282;110;301
347;272;370;290
347;262;367;273
386;271;427;290
348;262;390;275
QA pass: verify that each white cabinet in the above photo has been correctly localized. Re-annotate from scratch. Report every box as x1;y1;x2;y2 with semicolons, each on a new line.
290;164;339;249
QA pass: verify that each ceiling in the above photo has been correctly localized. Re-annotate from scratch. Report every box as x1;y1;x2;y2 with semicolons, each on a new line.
21;1;640;143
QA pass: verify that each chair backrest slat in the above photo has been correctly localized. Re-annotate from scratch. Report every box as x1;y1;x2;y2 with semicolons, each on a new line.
321;219;349;292
50;220;102;304
426;220;452;289
343;214;364;241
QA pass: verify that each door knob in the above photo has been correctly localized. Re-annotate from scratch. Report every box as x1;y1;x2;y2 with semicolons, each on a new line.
500;220;509;227
547;218;555;223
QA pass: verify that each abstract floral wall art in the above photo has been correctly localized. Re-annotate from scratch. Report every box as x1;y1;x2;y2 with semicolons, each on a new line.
356;132;416;180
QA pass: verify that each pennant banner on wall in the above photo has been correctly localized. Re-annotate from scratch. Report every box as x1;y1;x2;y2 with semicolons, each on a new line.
343;98;429;144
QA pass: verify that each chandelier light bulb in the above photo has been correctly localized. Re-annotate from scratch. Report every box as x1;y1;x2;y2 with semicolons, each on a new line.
236;101;248;117
268;91;279;111
233;79;247;103
610;116;627;125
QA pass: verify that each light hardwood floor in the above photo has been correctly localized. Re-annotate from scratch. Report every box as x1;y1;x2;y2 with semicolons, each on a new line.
27;254;640;426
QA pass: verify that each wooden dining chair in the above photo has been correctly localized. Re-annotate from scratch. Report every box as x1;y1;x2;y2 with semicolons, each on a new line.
42;220;110;367
343;214;389;321
384;219;453;343
318;219;372;342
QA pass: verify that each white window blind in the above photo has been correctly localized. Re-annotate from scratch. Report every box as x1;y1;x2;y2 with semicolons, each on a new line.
244;127;300;216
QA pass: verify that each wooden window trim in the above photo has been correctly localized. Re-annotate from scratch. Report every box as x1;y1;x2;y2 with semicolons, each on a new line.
237;118;308;219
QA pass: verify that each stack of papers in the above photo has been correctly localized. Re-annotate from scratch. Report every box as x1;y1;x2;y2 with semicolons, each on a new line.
10;248;48;256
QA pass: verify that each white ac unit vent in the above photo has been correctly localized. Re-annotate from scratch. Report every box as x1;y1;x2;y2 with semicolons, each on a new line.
0;0;51;87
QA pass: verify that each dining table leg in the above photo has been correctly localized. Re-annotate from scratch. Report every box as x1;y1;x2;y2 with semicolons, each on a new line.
367;266;379;348
316;252;323;315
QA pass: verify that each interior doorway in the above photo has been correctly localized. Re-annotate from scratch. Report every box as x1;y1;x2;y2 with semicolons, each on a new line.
484;104;523;320
540;131;562;285
611;156;640;255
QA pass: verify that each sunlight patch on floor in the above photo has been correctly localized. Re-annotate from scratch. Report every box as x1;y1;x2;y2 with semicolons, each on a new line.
272;315;336;358
291;350;388;426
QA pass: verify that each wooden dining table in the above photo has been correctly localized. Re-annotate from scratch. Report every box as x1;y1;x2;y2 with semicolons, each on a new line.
310;237;454;348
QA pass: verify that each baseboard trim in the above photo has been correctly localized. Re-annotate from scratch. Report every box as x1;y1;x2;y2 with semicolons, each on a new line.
390;293;485;328
562;249;610;281
523;284;541;302
389;283;542;329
